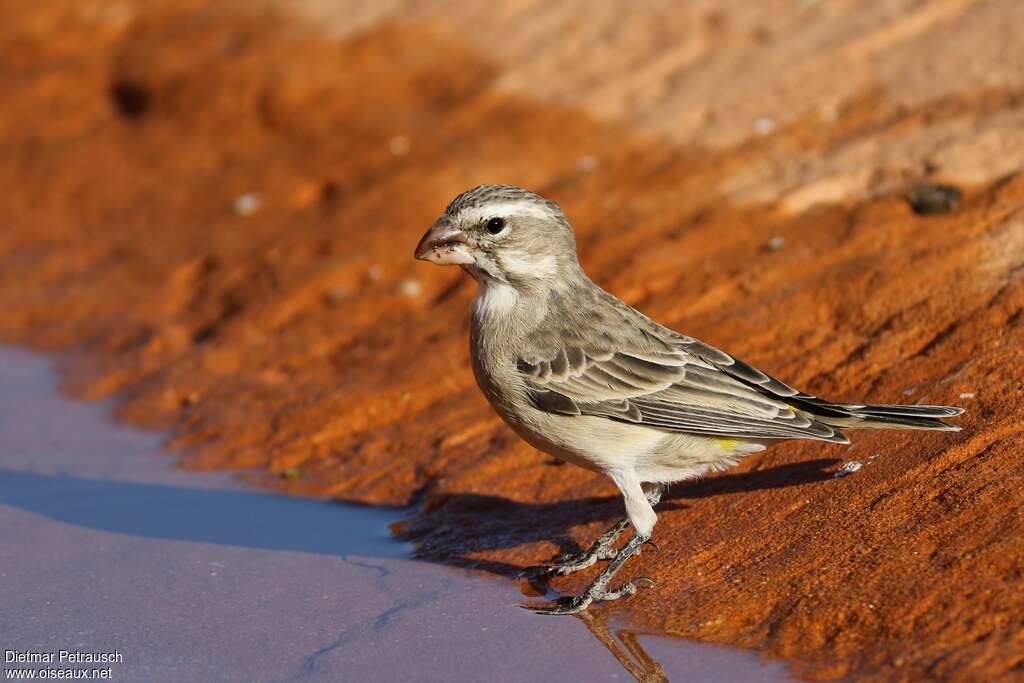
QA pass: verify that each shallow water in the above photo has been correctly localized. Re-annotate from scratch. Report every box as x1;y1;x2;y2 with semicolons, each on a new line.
0;347;790;682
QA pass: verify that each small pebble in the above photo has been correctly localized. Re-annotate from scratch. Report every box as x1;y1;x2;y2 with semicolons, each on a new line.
577;155;600;172
280;467;303;480
367;264;383;282
833;461;863;478
765;236;786;251
754;117;776;135
388;135;410;156
232;192;261;216
905;183;962;215
959;392;975;399
323;286;350;305
399;278;422;298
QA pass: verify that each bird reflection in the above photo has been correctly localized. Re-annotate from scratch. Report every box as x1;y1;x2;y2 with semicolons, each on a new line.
577;609;668;683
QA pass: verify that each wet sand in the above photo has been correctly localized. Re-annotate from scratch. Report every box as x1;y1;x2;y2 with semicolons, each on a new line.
4;2;1023;678
0;347;789;682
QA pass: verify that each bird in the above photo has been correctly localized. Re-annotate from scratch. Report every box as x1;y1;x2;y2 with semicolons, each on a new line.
414;184;963;615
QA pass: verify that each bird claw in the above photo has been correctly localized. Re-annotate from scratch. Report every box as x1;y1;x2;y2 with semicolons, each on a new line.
517;565;555;581
525;575;654;615
527;595;593;616
643;538;659;553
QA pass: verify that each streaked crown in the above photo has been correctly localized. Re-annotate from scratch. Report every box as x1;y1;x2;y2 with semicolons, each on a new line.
445;184;563;218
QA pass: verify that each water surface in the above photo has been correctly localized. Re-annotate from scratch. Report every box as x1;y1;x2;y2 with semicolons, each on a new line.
0;347;790;681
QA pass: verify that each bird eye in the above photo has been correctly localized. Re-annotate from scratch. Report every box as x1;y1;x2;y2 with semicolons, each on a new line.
485;217;506;235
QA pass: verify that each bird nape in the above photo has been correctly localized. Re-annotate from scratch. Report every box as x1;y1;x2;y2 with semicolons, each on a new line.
415;184;964;615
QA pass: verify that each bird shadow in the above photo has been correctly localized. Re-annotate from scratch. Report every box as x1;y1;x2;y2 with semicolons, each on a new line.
401;457;842;579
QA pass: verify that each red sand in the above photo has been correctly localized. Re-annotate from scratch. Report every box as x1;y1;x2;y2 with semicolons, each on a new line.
2;2;1023;679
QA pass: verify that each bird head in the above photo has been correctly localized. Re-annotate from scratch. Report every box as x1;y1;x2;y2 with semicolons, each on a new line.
414;185;580;289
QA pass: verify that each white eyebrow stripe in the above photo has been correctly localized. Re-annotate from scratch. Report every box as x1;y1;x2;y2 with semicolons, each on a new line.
456;202;554;225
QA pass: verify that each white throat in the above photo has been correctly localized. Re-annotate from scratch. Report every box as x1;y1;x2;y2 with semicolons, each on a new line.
473;280;520;321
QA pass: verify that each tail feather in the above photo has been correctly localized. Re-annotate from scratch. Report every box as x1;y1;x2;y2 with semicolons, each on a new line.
830;411;962;431
835;403;964;418
788;397;964;433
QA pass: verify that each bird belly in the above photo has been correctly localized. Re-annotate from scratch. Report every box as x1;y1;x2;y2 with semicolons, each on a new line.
468;318;763;479
504;408;672;474
476;361;765;479
632;432;767;484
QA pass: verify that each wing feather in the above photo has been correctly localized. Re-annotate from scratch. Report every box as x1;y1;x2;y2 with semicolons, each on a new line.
518;298;849;443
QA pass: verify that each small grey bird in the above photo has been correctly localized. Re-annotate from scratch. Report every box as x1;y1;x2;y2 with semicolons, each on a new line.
414;184;963;615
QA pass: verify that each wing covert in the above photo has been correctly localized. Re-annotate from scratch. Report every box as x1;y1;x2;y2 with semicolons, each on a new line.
518;305;848;443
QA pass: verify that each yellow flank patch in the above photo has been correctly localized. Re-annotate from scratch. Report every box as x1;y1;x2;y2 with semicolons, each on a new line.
716;437;740;452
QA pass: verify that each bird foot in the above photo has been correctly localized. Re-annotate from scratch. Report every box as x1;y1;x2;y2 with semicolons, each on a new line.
518;547;612;581
518;523;628;580
528;577;655;615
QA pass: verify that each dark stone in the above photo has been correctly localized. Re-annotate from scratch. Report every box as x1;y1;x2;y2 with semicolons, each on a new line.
905;183;962;215
109;80;151;119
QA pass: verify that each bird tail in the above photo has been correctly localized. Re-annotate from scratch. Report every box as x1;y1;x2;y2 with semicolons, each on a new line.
811;402;964;432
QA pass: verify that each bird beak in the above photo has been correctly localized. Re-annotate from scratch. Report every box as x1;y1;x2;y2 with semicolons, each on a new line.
414;217;475;265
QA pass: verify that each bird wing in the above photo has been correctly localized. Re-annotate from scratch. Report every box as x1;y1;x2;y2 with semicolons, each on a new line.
518;298;848;443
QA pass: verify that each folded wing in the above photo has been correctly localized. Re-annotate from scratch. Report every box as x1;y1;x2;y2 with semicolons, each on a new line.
518;322;850;443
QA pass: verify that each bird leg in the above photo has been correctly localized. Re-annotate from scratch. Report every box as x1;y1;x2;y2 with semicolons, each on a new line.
518;485;664;581
529;532;654;615
644;483;664;507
